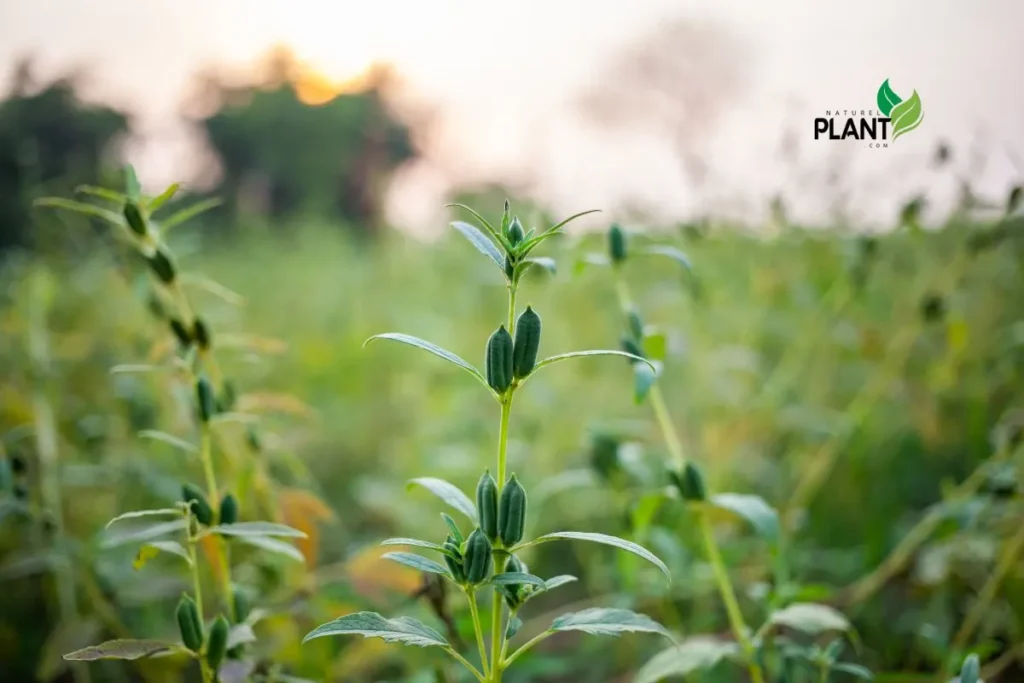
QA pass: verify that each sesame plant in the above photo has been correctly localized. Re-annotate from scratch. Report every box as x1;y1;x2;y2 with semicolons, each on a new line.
578;225;870;683
33;169;312;683
301;201;674;682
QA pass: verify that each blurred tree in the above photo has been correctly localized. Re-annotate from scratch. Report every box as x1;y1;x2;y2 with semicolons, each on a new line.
0;59;129;253
191;47;417;235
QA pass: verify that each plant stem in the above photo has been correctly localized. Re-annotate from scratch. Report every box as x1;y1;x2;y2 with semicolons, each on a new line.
198;425;234;615
445;648;486;683
699;512;765;683
467;592;490;677
649;386;685;469
507;287;517;332
187;529;213;683
502;630;553;668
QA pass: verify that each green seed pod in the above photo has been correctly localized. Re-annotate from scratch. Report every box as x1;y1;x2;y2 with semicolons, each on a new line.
196;376;217;422
443;537;466;583
193;318;212;350
476;471;499;542
463;528;492;584
219;493;239;525
176;594;205;653
502;555;530;608
498;475;527;547
147;249;176;284
206;615;230;671
670;462;707;502
232;585;251;623
123;201;147;237
608;224;627;264
508;216;525;245
182;483;214;526
620;335;645;363
169;318;192;348
627;309;644;341
485;325;514;393
512;306;542;378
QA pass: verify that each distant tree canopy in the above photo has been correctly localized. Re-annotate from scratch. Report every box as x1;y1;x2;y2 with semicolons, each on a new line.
191;48;418;234
0;60;129;252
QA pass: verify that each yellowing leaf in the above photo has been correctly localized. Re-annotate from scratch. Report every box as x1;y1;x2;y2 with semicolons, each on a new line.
277;488;337;568
345;546;421;599
133;545;161;571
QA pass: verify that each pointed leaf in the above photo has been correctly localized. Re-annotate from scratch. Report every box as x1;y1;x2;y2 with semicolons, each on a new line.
407;477;477;521
643;245;692;272
137;430;197;453
381;552;451;577
101;519;187;549
635;637;741;683
445;203;503;243
106;509;181;529
365;334;490;392
236;535;305;562
303;612;449;648
34;198;123;226
709;493;780;542
451;221;504;269
381;538;449;555
521;257;556;276
518;229;566;255
531;350;656;376
159;197;222;232
768;603;850;634
178;273;246;306
545;209;602;233
890;90;923;142
832;663;874;680
488;572;547;588
876;78;902;116
147;183;180;212
543;575;578;591
550;608;671;639
75;185;126;204
206;522;307;539
124;165;142;200
521;531;669;582
63;639;177;661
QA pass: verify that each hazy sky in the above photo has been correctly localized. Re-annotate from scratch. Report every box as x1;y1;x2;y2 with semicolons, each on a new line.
1;0;1022;231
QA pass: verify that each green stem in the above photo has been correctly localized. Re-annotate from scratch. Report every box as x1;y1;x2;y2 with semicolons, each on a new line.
467;592;490;677
199;425;234;614
699;513;765;683
502;630;553;668
445;648;487;683
187;529;213;683
649;385;685;469
507;287;517;332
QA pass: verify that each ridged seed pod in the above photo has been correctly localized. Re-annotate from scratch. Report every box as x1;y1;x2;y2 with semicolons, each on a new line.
169;319;192;348
232;585;251;623
219;493;239;525
123;201;147;236
193;318;212;350
176;594;204;653
147;249;176;284
206;615;230;671
498;475;527;547
501;555;530;608
463;528;492;584
196;377;217;422
608;224;627;264
476;471;499;542
485;325;514;393
507;216;525;245
182;483;214;526
443;536;465;583
512;307;541;378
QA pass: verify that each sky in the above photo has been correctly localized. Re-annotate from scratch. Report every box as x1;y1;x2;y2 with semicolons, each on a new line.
1;0;1022;232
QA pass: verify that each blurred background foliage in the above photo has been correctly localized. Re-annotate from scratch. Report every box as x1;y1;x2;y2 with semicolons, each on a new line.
0;38;1023;683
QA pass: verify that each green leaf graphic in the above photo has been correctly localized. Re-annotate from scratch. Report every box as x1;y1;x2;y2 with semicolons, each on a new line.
890;90;923;142
876;79;903;117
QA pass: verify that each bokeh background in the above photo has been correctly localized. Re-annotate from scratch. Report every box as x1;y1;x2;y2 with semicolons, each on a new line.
1;1;1023;681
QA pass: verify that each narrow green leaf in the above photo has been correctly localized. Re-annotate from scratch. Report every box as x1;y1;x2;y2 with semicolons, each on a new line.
520;531;669;582
147;183;180;212
110;364;164;375
236;535;305;562
74;185;126;205
124;165;141;200
643;245;692;271
34;198;124;226
381;552;451;577
206;522;307;539
768;603;850;634
832;662;874;680
550;608;671;639
451;221;504;269
159;197;222;233
488;572;546;588
445;203;504;244
545;209;602;233
303;612;449;648
518;229;566;255
381;538;449;554
63;639;177;661
635;637;741;683
137;430;197;453
543;575;578;591
106;509;181;529
521;257;557;276
407;477;478;522
178;273;246;306
709;493;780;542
365;334;491;393
531;350;656;376
101;519;188;549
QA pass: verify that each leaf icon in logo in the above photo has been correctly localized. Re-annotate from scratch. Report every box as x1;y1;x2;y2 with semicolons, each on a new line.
889;90;923;142
877;78;903;117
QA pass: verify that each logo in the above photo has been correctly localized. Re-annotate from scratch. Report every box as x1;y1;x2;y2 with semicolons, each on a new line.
813;79;923;148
